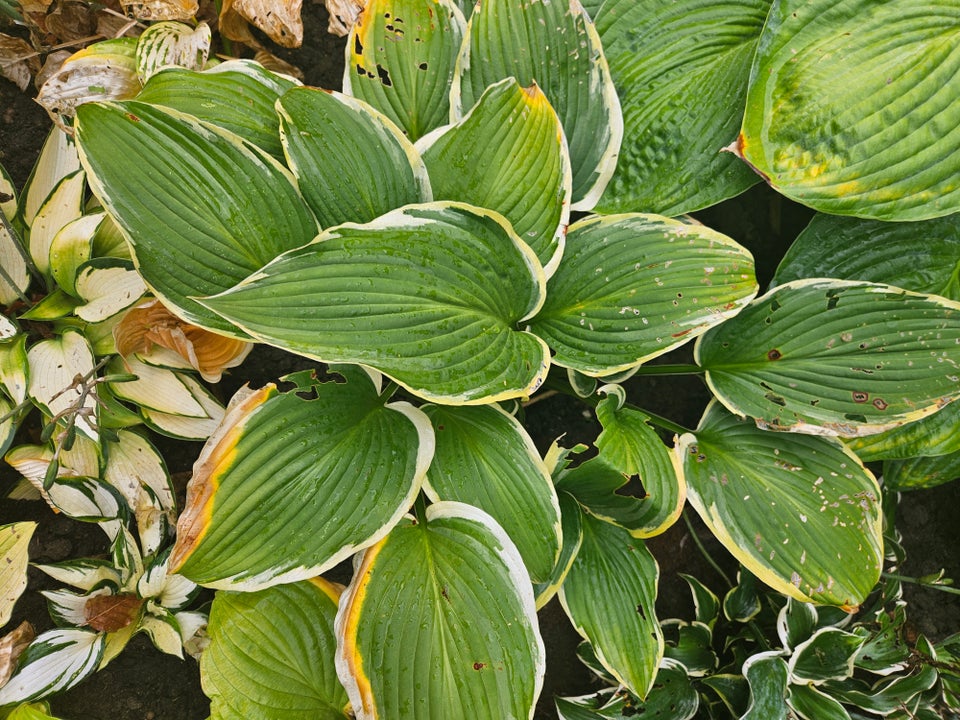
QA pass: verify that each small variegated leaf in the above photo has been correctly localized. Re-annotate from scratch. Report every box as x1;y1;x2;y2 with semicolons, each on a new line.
788;627;864;684
139;374;225;440
533;492;583;610
19;127;81;228
28;170;86;277
0;628;106;705
107;356;207;418
103;429;175;515
36;39;142;118
0;522;36;626
48;212;104;298
0;333;28;404
34;558;122;593
139;608;184;657
74;258;148;322
26;329;99;441
0;205;29;305
741;652;791;720
135;21;211;82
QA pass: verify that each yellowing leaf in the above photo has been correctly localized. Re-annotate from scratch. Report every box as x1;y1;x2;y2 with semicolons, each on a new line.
0;523;36;626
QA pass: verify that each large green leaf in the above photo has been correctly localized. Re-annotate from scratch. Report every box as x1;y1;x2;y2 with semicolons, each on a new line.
199;202;549;404
697;279;960;436
418;77;570;275
135;59;299;159
421;403;561;583
336;502;544;719
529;214;757;376
277;86;430;229
772;213;960;300
454;0;622;209
202;578;349;719
679;402;883;607
883;449;960;491
737;0;960;220
559;508;662;698
345;0;466;141
170;367;433;590
592;0;767;216
74;101;318;336
846;401;960;462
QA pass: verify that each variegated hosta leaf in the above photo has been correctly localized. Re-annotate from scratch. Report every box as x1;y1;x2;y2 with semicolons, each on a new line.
556;389;683;537
737;0;960;220
135;21;211;83
592;0;767;216
0;200;29;305
788;627;864;684
34;558;122;593
136;60;299;160
847;401;960;462
19;127;81;228
0;628;105;705
679;401;883;607
230;0;303;47
6;435;101;487
555;688;635;720
0;333;28;405
697;279;960;436
533;491;583;610
36;38;142;118
46;477;126;527
0;395;16;455
417;77;571;276
26;329;99;441
74;100;318;336
454;0;621;210
421;403;561;583
48;212;105;298
558;506;662;699
345;0;466;141
107;356;208;418
104;429;175;514
787;683;853;720
170;367;433;590
528;214;758;376
0;522;36;626
74;258;149;322
741;652;791;720
336;502;544;720
28;170;85;277
202;578;349;719
772;212;960;301
0;162;16;218
277;86;431;228
199;202;549;404
883;449;960;491
139;374;225;440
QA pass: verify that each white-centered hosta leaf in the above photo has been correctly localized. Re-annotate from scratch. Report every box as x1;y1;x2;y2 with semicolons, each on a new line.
26;330;99;441
46;476;125;526
36;39;142;118
592;0;767;216
0;200;29;305
454;0;621;210
34;558;122;593
0;522;36;626
199;202;549;404
48;212;105;298
559;507;662;699
418;77;570;276
107;356;207;418
0;162;16;218
104;429;175;514
278;86;431;228
529;214;757;376
345;0;466;141
139;373;225;440
335;502;544;720
29;170;85;277
19;127;81;228
0;395;16;455
74;259;149;322
697;279;960;436
0;628;105;705
135;20;211;83
74;100;319;336
679;401;883;608
202;578;349;719
737;0;960;220
422;403;561;583
170;367;433;590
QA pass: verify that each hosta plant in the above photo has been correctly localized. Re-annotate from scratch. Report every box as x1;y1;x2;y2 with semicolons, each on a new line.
7;0;960;716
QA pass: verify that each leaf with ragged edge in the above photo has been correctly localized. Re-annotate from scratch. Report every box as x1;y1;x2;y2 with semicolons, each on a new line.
277;86;431;229
741;652;791;720
135;20;211;82
0;629;105;705
559;506;662;699
453;0;621;210
421;403;561;583
556;390;683;537
0;522;35;626
335;502;544;720
679;401;883;608
26;330;99;441
592;0;767;216
529;214;757;376
418;77;570;275
883;449;960;491
201;578;349;719
697;279;960;436
170;367;433;590
772;213;960;301
199;202;549;404
737;0;960;220
136;60;299;160
345;0;466;141
74;101;318;336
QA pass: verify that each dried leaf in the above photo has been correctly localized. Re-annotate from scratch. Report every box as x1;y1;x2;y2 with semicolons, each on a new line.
0;34;41;91
217;0;257;46
44;1;97;44
36;42;141;117
34;49;70;89
96;11;143;39
224;0;302;47
84;592;143;632
324;0;362;36
0;621;35;688
253;47;303;80
120;0;199;21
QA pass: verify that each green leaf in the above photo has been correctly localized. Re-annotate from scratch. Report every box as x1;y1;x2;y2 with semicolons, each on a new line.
418;77;570;274
662;622;716;677
74;101;318;336
777;598;818;651
678;574;720;628
0;522;35;626
679;402;883;607
722;569;762;623
697;279;960;436
787;683;852;720
277;86;430;228
345;0;466;141
0;629;105;705
532;491;583;609
336;502;544;719
772;213;960;301
788;627;864;684
422;403;561;583
454;0;621;209
529;214;757;376
629;661;699;718
199;202;549;404
846;401;960;461
202;578;349;719
136;59;299;160
741;652;791;720
883;449;960;491
592;0;767;216
170;368;432;590
559;508;662;698
737;0;960;220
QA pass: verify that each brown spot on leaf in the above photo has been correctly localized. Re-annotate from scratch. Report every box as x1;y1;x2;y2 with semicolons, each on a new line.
767;348;782;360
872;398;888;410
473;662;486;670
852;391;868;403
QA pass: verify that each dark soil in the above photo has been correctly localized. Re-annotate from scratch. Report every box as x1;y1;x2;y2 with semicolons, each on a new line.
1;3;958;718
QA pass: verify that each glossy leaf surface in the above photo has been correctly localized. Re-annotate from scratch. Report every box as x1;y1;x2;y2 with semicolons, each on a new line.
883;449;960;491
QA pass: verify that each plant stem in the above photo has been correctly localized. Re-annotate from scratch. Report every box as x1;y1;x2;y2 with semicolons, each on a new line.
626;363;704;377
882;571;960;596
638;407;692;437
683;509;733;588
